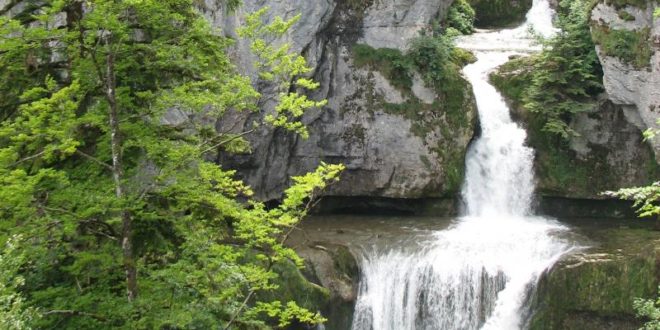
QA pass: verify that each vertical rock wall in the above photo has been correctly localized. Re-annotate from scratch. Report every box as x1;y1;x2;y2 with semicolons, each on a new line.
591;0;660;161
202;0;478;201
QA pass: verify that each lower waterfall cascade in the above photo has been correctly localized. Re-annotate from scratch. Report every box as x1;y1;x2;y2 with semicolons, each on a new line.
350;1;579;329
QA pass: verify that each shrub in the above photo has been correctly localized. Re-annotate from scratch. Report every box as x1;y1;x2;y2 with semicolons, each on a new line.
523;0;603;138
446;0;475;35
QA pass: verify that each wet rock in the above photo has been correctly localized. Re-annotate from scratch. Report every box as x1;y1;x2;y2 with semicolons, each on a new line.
295;243;360;330
530;227;660;330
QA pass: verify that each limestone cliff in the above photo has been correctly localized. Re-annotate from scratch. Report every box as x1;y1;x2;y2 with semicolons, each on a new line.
590;0;660;161
201;0;478;201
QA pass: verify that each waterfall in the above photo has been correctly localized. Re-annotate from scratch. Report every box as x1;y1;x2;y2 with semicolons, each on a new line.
350;1;578;329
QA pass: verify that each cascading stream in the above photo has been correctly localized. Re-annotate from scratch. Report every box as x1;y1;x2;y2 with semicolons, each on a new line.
350;1;579;329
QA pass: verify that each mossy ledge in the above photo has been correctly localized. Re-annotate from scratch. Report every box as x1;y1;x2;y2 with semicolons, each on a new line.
529;227;660;330
591;24;653;69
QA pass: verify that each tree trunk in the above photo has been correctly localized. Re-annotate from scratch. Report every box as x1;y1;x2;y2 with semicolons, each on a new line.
105;42;138;302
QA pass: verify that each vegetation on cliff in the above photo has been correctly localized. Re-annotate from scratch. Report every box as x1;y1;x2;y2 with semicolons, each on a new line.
446;0;476;35
525;0;604;139
493;0;604;138
489;0;659;198
606;124;660;218
591;25;653;69
468;0;533;28
489;0;604;196
0;1;343;328
351;24;477;194
606;125;660;329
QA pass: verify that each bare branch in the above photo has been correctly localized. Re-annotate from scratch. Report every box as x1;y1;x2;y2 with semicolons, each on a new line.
9;151;45;167
75;150;113;170
200;129;255;155
43;310;107;321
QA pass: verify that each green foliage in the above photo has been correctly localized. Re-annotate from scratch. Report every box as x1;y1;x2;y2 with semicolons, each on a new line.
617;9;636;21
446;0;475;35
489;56;534;107
605;121;660;218
469;0;533;28
0;0;342;328
239;8;327;139
635;289;660;330
352;44;414;90
0;236;38;330
591;25;652;69
605;182;660;218
523;0;603;138
352;30;474;96
409;33;455;84
601;0;652;9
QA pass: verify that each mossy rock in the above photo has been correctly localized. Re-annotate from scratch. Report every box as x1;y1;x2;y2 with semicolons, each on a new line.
257;260;331;315
469;0;534;28
292;243;359;330
350;42;478;196
599;0;657;10
489;56;659;199
591;24;653;69
529;228;660;330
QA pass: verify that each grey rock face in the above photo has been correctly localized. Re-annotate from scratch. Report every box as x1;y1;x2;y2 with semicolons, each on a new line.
566;99;657;194
360;0;453;50
591;1;660;161
207;0;477;200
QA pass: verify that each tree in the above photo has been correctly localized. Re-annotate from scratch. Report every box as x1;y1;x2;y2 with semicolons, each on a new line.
0;0;341;328
0;236;37;330
523;0;603;138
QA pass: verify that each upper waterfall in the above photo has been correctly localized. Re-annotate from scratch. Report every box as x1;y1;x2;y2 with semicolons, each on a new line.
455;0;557;53
458;0;557;217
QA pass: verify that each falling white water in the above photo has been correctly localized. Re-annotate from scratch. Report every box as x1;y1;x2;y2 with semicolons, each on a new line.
350;1;579;329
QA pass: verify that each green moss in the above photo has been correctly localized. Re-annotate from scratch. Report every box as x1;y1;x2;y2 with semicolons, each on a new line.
257;261;330;313
530;229;660;329
452;47;478;66
350;33;477;195
420;155;432;170
331;246;358;279
602;0;656;9
341;124;366;144
351;44;414;91
591;25;652;69
617;9;636;20
533;135;591;195
469;0;533;28
344;0;374;12
441;149;468;193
